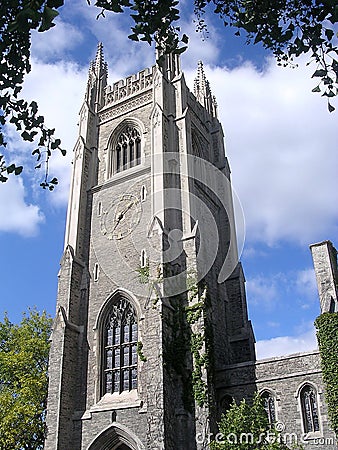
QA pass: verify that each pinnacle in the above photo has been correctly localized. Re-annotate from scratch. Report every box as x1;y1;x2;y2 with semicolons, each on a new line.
193;60;217;117
94;42;105;72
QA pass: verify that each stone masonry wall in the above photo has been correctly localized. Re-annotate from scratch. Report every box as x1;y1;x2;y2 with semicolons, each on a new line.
217;351;336;450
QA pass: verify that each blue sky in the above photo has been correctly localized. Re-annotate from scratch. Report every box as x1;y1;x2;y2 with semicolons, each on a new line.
1;1;337;359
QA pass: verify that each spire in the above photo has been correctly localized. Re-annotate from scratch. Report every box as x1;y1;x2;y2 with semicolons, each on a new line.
85;42;108;112
193;61;217;118
93;42;107;76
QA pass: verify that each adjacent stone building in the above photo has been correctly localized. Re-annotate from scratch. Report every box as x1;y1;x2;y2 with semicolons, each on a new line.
45;45;337;449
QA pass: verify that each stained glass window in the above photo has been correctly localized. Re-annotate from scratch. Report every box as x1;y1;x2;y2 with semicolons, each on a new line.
112;126;141;175
261;391;276;425
103;298;138;395
300;385;320;433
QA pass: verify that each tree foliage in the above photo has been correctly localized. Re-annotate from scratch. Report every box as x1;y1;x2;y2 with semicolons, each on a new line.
0;309;52;450
211;393;300;449
93;0;338;111
0;0;65;187
315;312;338;435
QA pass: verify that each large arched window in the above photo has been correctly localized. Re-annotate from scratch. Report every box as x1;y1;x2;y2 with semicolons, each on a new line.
261;390;276;425
102;298;138;395
300;384;320;433
111;126;141;175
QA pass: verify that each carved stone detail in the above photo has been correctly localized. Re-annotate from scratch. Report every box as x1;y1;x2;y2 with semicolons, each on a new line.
107;298;136;328
99;92;153;123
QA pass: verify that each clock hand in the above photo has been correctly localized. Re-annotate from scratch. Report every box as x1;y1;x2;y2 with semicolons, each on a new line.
112;201;135;231
117;201;134;218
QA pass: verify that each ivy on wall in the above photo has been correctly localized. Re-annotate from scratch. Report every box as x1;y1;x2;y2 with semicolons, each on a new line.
315;312;338;434
163;277;210;411
136;341;147;362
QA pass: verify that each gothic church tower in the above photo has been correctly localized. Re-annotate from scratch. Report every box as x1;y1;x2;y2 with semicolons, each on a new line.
45;45;255;450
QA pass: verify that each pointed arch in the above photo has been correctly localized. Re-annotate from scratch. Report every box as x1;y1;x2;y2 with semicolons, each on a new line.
259;389;277;424
87;422;145;450
296;382;321;434
219;394;234;413
94;289;143;399
107;119;145;178
94;289;143;331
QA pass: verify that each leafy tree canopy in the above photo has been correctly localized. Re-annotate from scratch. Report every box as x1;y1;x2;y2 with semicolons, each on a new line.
0;0;65;188
0;309;52;450
1;0;337;185
210;393;301;449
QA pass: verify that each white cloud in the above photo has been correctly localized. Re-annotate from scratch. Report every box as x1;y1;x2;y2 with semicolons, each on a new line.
21;59;88;205
185;57;338;246
256;326;318;359
246;275;279;307
180;17;221;68
31;19;84;61
0;177;44;237
295;268;317;303
246;268;318;311
56;0;155;78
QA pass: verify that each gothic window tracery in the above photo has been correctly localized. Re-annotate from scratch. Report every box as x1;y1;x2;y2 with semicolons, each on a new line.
111;126;141;175
261;390;276;425
300;384;320;433
103;298;138;395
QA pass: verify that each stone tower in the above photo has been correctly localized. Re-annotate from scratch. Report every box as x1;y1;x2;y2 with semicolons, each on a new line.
310;240;338;313
45;45;255;450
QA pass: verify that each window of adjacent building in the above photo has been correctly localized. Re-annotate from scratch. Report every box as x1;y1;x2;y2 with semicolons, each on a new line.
103;298;138;395
261;390;276;425
300;385;320;433
111;126;141;175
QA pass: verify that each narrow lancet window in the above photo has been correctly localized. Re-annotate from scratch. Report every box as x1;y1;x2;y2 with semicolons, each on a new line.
261;391;276;425
140;249;147;268
141;185;147;202
94;263;99;282
300;385;320;433
103;298;138;395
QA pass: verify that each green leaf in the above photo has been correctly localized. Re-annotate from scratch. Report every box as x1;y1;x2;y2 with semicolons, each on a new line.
312;69;327;78
181;34;189;44
325;28;334;41
328;102;335;112
128;33;139;41
312;85;321;92
50;138;61;150
14;166;23;175
39;7;59;32
6;164;15;174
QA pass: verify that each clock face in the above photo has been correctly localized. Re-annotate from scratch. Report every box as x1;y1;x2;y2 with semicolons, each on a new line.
100;194;142;240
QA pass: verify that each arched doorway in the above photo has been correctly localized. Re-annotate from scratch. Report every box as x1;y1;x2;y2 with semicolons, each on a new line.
87;423;144;450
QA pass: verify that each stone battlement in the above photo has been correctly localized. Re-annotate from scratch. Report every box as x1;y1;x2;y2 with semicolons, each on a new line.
105;65;156;105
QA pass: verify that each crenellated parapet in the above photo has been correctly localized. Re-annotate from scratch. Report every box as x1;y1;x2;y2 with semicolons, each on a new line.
105;66;156;105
